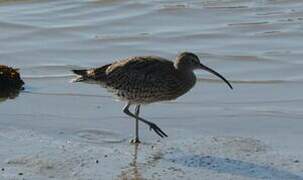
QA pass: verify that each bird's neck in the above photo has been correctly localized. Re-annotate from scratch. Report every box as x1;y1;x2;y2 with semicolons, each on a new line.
173;63;197;88
178;69;197;89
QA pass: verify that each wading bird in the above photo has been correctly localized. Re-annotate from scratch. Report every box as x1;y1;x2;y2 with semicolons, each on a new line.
72;52;232;143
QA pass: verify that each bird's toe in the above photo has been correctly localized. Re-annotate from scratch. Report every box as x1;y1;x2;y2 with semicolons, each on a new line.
129;138;141;144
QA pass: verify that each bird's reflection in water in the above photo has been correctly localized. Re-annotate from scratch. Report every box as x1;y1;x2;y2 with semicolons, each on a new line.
119;144;144;180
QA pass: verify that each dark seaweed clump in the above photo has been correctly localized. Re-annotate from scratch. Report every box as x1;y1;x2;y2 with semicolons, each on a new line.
0;65;24;99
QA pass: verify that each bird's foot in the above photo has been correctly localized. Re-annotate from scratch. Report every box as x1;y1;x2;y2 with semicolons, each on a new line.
129;138;141;144
148;122;168;138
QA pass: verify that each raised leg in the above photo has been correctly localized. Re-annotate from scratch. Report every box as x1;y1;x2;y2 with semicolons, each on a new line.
123;102;168;138
129;105;141;144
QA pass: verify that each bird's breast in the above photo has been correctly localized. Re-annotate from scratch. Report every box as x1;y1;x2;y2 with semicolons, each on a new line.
117;74;194;104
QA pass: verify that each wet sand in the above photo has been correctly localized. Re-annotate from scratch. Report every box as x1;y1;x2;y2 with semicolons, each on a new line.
1;0;303;179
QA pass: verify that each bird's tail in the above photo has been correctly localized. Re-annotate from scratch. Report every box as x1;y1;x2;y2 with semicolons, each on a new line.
71;69;89;82
71;63;111;83
72;69;88;76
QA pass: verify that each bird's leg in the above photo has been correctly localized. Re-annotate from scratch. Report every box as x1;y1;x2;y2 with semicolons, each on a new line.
123;102;168;138
129;105;141;144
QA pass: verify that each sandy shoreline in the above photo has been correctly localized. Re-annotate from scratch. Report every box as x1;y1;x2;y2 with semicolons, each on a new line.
1;80;303;179
0;126;302;180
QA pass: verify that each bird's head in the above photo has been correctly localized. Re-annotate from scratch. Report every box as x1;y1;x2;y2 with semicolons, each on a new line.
175;52;233;89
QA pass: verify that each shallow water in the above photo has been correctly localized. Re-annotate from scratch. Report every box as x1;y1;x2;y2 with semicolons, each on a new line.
0;0;303;179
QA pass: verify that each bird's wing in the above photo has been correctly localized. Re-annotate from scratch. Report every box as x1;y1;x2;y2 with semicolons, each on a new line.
105;56;182;92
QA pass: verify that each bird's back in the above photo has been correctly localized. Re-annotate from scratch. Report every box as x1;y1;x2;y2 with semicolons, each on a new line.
73;56;196;104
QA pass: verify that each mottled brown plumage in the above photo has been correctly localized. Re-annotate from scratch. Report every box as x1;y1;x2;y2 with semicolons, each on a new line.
72;52;232;143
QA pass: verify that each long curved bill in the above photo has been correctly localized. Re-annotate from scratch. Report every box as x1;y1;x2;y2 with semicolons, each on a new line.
200;64;233;89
